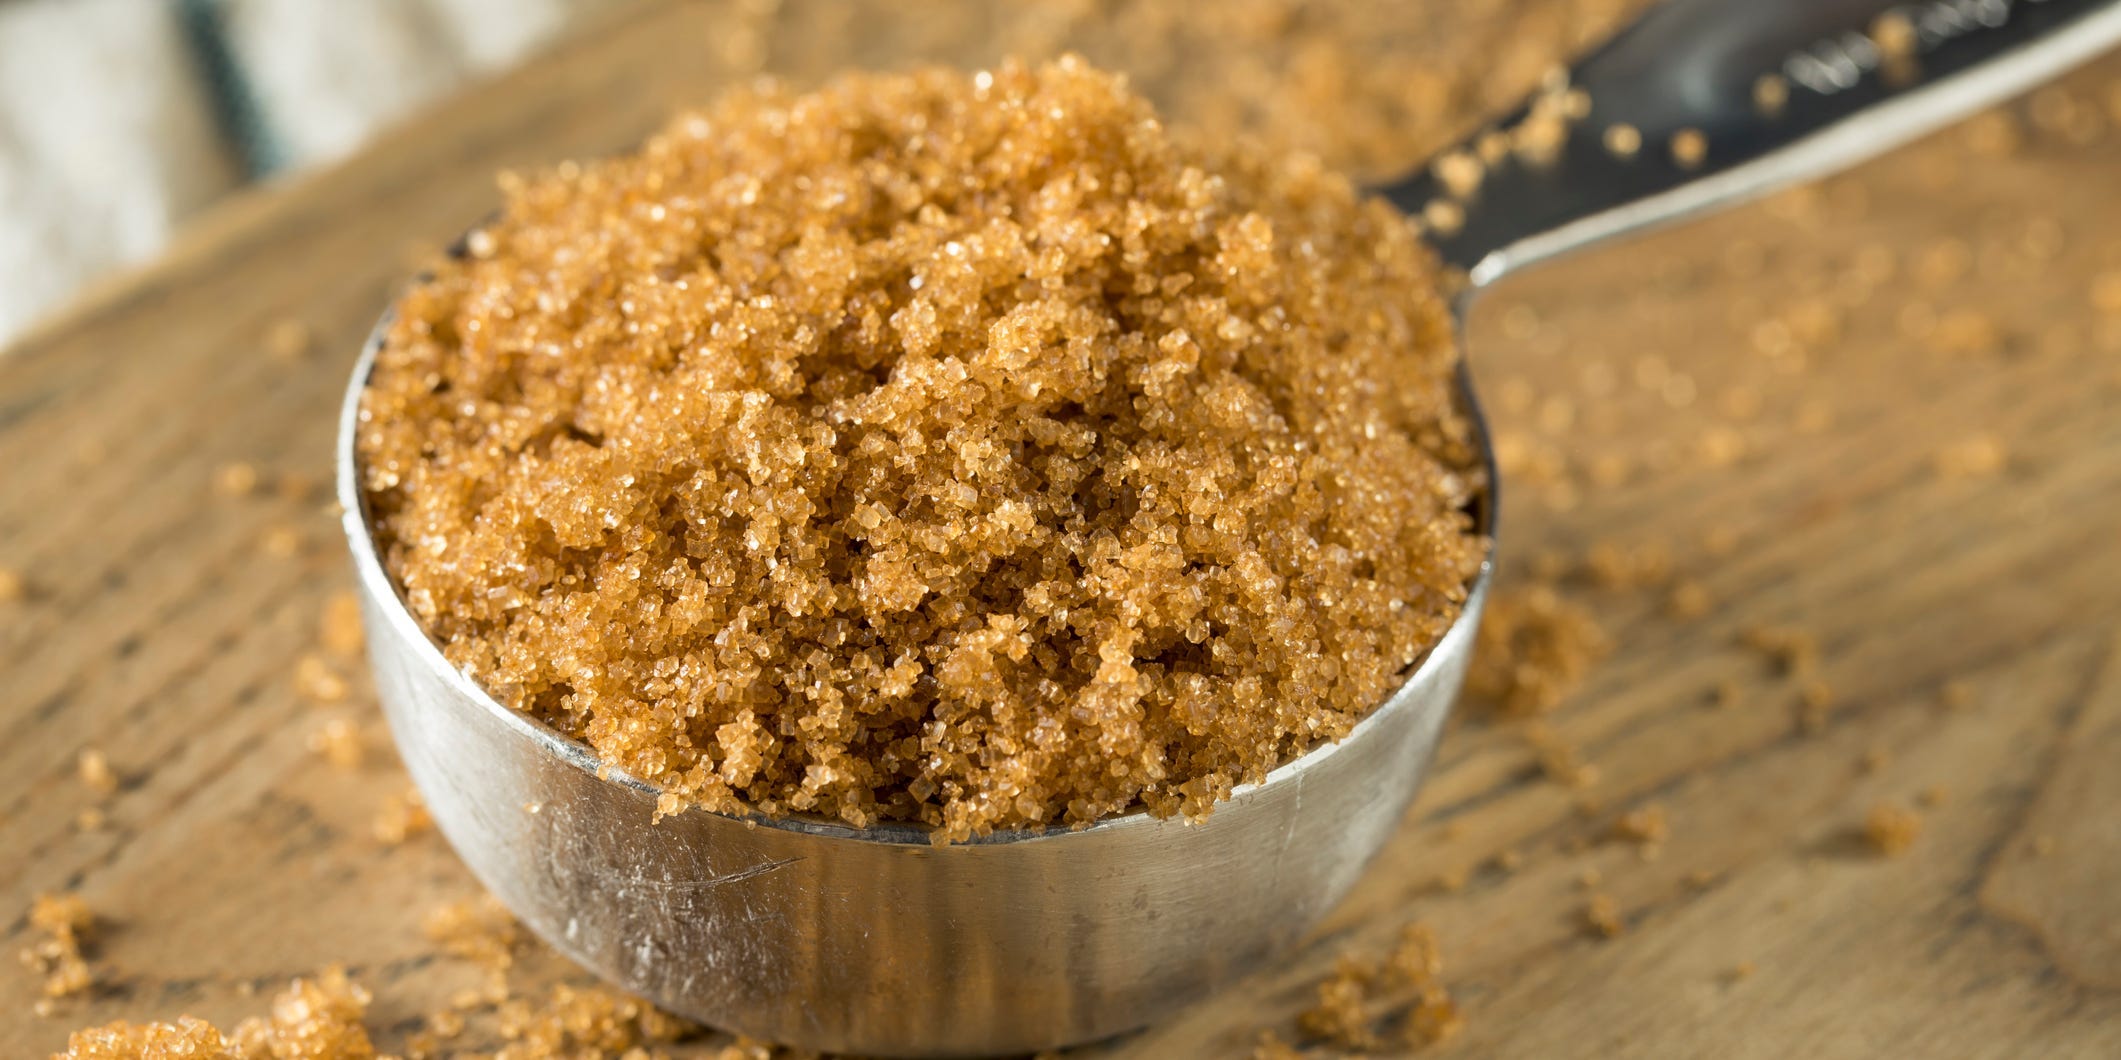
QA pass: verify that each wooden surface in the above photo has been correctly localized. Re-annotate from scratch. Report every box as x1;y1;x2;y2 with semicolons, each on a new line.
6;2;2121;1056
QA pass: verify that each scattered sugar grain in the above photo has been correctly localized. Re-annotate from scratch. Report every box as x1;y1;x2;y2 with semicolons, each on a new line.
22;892;97;1001
294;654;350;704
265;318;313;361
213;462;260;499
1863;802;1921;856
1603;123;1641;157
1612;803;1669;847
1433;150;1485;198
423;895;522;970
1470;585;1609;715
1754;74;1789;116
1935;434;2008;479
77;749;118;795
1252;1029;1303;1060
1740;625;1818;677
260;525;304;559
374;786;433;845
1297;956;1377;1051
1666;580;1711;619
1798;680;1835;733
1670;127;1708;168
308;719;363;770
320;591;365;656
57;966;375;1060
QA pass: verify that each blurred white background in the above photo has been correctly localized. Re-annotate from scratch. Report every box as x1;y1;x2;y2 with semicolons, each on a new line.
0;0;622;346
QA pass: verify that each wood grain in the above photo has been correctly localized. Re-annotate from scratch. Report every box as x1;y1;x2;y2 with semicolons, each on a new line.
4;2;2121;1056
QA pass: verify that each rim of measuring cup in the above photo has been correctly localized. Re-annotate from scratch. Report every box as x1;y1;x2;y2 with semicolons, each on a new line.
335;265;1497;849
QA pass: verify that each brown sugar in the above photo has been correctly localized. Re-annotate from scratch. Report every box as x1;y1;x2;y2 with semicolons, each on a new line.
1934;433;2008;479
1753;74;1790;116
57;967;376;1060
1581;539;1671;590
1665;579;1711;619
22;892;97;1001
1294;921;1461;1052
1603;123;1642;158
320;591;366;657
1468;584;1609;715
1797;679;1836;733
307;719;363;770
293;653;350;705
424;895;523;970
1611;803;1669;847
260;525;305;559
1523;722;1600;789
1670;128;1708;168
374;785;434;845
0;565;24;603
77;749;119;795
1583;893;1624;938
212;462;260;499
493;983;695;1060
1740;624;1818;677
1251;1029;1304;1060
355;58;1482;842
266;318;313;361
1863;802;1922;856
1297;956;1377;1051
54;1016;229;1057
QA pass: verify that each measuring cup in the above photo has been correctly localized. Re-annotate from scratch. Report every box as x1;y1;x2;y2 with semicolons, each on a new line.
338;1;2121;1053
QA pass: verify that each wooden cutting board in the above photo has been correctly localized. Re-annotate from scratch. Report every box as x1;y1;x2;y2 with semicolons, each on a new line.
5;2;2120;1055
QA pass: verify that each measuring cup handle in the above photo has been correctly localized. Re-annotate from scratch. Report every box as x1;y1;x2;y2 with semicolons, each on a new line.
1383;0;2121;288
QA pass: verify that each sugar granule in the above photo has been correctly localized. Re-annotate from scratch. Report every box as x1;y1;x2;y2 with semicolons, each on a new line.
1296;955;1376;1049
260;525;304;559
266;318;313;361
307;719;363;770
1611;803;1669;847
320;591;366;657
77;749;119;795
1863;802;1922;856
213;462;260;499
1251;1029;1304;1060
493;982;695;1059
0;566;23;603
57;967;376;1060
1934;433;2008;479
1666;579;1711;619
424;894;522;970
1740;624;1818;677
294;654;350;705
1603;123;1641;158
1468;584;1609;715
374;786;433;845
1670;128;1708;168
356;58;1481;842
1523;722;1600;789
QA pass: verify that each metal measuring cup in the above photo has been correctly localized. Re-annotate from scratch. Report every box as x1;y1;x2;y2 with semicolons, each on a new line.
339;1;2121;1053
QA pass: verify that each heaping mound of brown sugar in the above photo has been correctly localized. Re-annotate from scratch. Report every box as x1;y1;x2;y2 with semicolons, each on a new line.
356;56;1483;842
